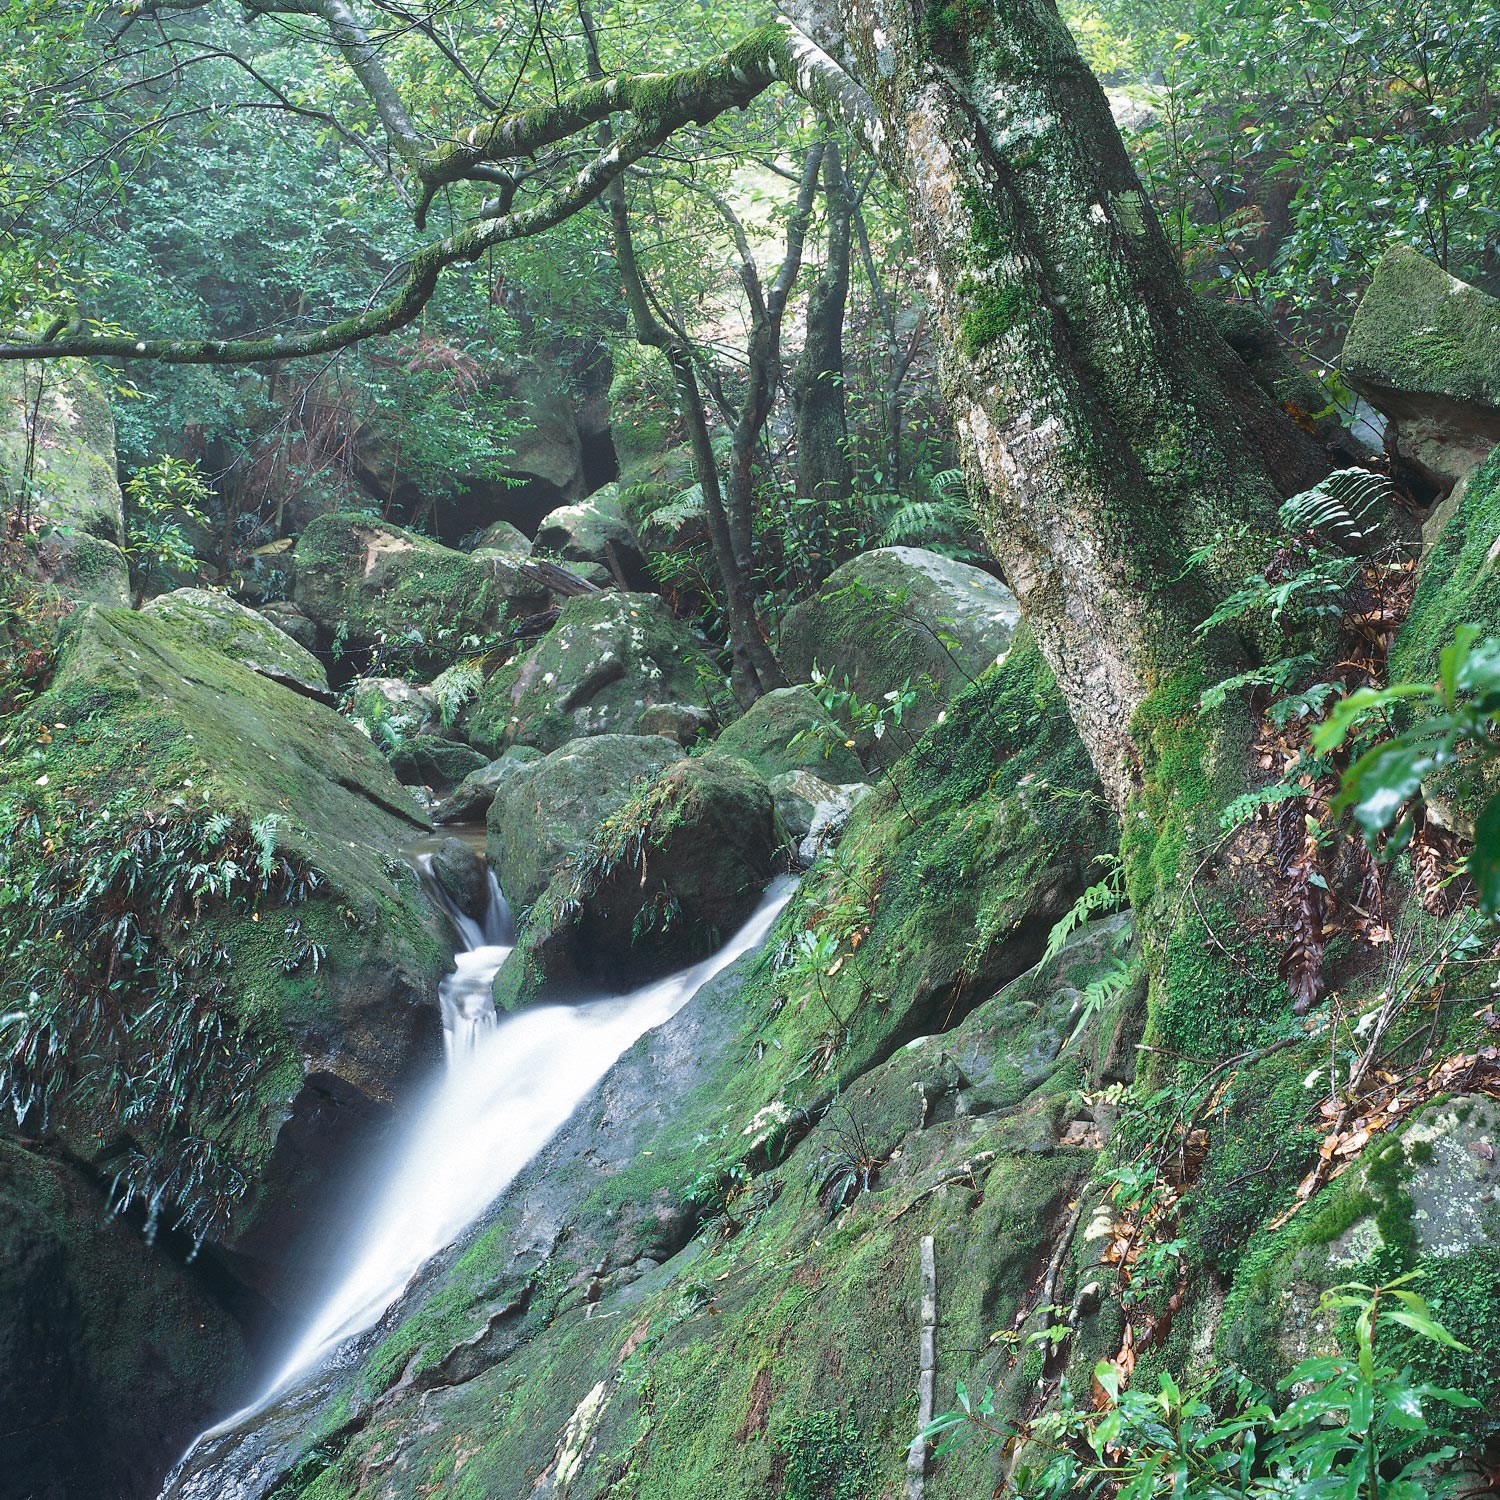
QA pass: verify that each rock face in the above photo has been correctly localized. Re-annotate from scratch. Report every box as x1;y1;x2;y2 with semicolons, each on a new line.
0;1139;251;1500
0;361;131;607
466;591;721;756
485;734;685;910
1;604;447;1298
143;588;330;697
1342;244;1500;487
492;754;782;1008
293;512;508;670
532;485;650;589
778;546;1020;760
472;519;533;561
429;837;491;926
709;683;866;783
433;745;544;825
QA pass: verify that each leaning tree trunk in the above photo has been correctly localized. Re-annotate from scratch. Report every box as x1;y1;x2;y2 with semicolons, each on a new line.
794;141;855;510
789;0;1326;808
785;0;1334;1044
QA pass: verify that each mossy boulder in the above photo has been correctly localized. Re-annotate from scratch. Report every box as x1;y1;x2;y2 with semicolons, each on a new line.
532;484;650;589
472;518;532;562
1385;446;1500;830
433;745;544;825
1218;1094;1500;1418
0;1138;251;1500
292;512;508;671
466;590;722;756
1;360;130;607
708;683;865;783
485;733;686;911
348;674;437;733
0;604;448;1295
777;546;1020;762
493;754;781;1007
428;836;491;925
142;587;329;697
1342;244;1500;487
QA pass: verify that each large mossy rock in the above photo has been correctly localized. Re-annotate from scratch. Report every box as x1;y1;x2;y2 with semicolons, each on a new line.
778;546;1020;760
1;360;130;607
0;604;448;1297
0;1138;250;1500
532;484;650;589
174;632;1121;1500
467;590;721;755
1215;1095;1500;1429
485;733;684;910
472;518;532;562
1342;244;1500;487
1384;446;1500;830
293;512;509;670
493;754;782;1008
142;587;330;697
708;683;865;783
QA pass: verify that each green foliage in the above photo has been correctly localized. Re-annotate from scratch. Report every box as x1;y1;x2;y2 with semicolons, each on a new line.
1314;625;1500;908
428;658;485;729
1042;854;1126;963
776;1412;878;1500
123;454;209;598
0;552;64;716
1070;0;1500;340
929;1275;1478;1497
1279;469;1394;551
870;471;982;560
0;790;321;1246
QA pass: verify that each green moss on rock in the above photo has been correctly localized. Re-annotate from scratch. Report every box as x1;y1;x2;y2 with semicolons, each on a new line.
0;1137;252;1500
467;590;722;756
0;605;446;1255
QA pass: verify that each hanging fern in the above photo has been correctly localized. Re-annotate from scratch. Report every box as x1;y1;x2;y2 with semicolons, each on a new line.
871;481;980;559
1278;467;1394;552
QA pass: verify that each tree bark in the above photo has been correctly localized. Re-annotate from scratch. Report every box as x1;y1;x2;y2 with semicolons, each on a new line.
795;142;855;509
606;176;786;703
784;0;1327;808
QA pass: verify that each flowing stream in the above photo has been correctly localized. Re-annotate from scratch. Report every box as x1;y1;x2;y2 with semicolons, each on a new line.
163;864;793;1494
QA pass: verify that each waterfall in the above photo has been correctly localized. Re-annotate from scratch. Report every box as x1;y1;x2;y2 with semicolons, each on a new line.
163;870;794;1495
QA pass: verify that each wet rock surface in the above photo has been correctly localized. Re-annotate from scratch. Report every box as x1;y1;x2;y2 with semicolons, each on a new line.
1343;244;1500;488
466;590;721;756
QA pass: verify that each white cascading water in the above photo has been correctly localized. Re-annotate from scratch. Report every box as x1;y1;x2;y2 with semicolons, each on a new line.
168;867;794;1484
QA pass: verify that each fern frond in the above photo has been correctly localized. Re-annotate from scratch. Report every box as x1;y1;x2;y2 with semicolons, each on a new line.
1279;467;1394;551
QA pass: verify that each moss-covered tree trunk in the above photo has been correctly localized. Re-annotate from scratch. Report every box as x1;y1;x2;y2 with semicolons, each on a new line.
789;0;1326;808
780;0;1342;1083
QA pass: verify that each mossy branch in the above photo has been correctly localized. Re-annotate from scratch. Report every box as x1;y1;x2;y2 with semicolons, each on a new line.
0;14;875;367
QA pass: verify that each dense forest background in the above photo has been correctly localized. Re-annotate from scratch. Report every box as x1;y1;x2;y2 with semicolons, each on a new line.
4;1;1500;1498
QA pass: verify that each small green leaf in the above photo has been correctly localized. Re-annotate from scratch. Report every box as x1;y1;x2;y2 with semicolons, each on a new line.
1469;796;1500;915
